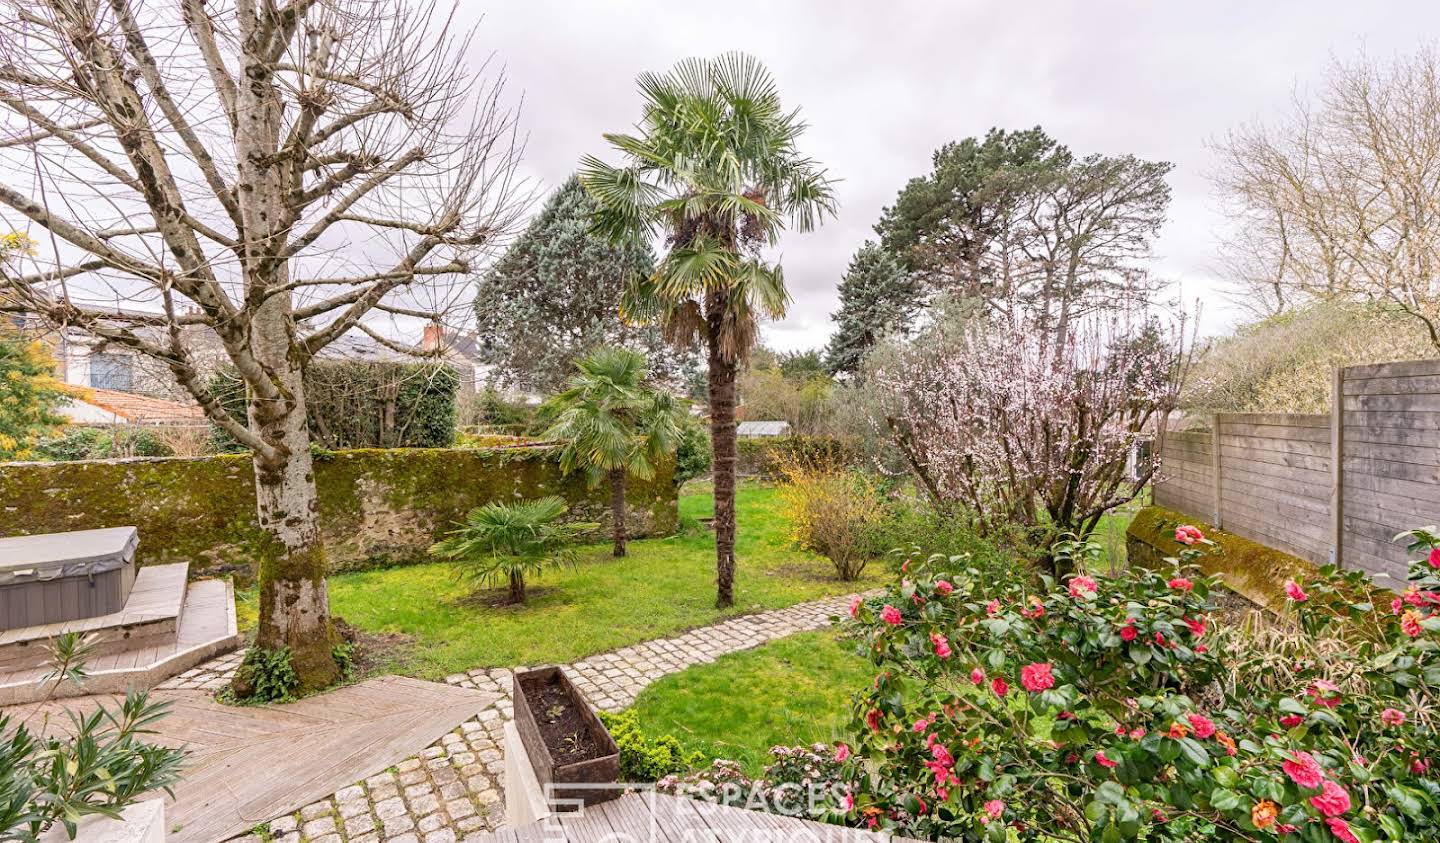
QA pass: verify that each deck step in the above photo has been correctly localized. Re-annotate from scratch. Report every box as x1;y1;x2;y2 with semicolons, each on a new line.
0;576;240;705
0;562;190;672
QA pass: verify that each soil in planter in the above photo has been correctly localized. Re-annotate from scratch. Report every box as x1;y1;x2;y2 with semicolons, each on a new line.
522;673;605;766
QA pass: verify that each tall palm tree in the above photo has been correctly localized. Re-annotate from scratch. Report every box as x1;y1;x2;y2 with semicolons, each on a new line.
544;347;686;557
579;53;835;607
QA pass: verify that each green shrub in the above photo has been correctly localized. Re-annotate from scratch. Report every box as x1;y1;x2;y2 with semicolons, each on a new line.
428;496;589;604
868;495;1030;578
35;426;173;461
673;417;711;486
776;461;885;581
230;646;300;703
597;709;703;782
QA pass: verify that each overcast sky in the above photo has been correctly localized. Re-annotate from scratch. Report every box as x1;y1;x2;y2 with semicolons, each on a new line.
458;1;1440;352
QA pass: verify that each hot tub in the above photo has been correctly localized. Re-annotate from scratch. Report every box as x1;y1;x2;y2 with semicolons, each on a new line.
0;527;138;631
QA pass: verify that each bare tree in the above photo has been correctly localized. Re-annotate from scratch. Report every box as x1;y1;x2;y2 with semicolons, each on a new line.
0;0;523;694
1210;46;1440;343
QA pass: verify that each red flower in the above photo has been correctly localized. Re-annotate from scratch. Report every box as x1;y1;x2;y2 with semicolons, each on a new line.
1382;708;1406;727
1166;722;1189;739
1310;780;1351;817
1284;579;1308;602
970;667;985;685
1186;713;1216;739
1120;620;1138;642
1326;817;1359;843
1167;577;1193;592
1307;680;1341;708
985;599;1001;616
1401;609;1424;638
1021;597;1045;619
991;677;1009;698
1095;750;1118;769
849;595;863;618
881;604;902;626
866;710;881;732
1020;662;1055;692
1282;751;1325;790
1279;714;1305;728
1129;727;1146;740
935;580;953;595
1184;615;1207;637
930;632;952;659
1430;547;1440;569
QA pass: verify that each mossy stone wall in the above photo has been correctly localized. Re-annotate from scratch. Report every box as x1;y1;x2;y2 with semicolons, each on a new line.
1126;505;1320;611
0;446;678;576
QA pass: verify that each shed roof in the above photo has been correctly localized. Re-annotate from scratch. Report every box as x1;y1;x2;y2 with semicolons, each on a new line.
736;420;790;436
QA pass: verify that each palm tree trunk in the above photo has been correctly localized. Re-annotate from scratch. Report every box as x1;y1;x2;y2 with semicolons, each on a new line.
609;467;627;557
708;326;739;608
509;569;525;604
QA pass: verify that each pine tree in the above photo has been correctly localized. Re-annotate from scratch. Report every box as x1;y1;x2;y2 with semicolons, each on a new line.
824;242;917;375
475;176;683;393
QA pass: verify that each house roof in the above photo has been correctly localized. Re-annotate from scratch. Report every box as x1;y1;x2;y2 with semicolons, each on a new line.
62;387;205;425
736;420;791;436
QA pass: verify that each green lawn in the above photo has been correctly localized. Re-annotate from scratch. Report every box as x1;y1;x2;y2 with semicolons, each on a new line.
294;483;885;679
627;629;871;776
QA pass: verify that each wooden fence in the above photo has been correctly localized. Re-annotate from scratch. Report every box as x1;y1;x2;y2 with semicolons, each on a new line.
1155;358;1440;586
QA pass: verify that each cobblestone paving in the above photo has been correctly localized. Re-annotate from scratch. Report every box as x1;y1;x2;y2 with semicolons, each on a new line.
191;593;862;843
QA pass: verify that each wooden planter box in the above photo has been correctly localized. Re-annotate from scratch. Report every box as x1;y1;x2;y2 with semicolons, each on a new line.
512;667;620;810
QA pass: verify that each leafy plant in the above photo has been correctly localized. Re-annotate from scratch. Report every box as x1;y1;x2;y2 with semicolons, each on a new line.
776;460;885;581
0;632;186;841
229;646;300;703
429;497;590;604
672;417;712;487
597;709;702;782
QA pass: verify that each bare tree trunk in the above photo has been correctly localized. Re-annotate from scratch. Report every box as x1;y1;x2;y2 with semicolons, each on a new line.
609;467;628;558
708;325;739;609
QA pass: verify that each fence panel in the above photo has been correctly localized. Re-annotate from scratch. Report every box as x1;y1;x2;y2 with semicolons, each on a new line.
1154;359;1440;589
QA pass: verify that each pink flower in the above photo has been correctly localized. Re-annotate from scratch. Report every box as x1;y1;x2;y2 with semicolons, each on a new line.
985;599;1001;616
1326;817;1359;843
990;677;1009;697
970;667;985;685
1279;714;1304;729
1402;609;1424;638
1430;547;1440;569
1184;615;1207;637
935;580;953;595
834;743;850;763
982;799;1004;821
930;742;953;768
912;718;929;734
1284;580;1308;602
930;632;952;659
1167;577;1193;592
1187;713;1216;739
1068;575;1098;599
1174;525;1204;545
1392;597;1405;615
1095;750;1118;768
1129;727;1146;740
1154;631;1168;647
1282;751;1325;790
1020;597;1045;619
866;710;881;732
1020;662;1055;692
1382;708;1407;727
843;792;855;812
849;595;863;618
1308;680;1341;708
1120;621;1138;642
880;604;902;626
1310;780;1351;817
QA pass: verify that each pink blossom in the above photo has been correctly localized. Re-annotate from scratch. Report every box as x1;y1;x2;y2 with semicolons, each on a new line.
985;599;1001;616
1282;751;1325;790
990;677;1009;698
1284;580;1308;602
1326;817;1359;843
969;667;985;685
1095;750;1118;768
1307;680;1341;708
1020;662;1055;692
866;710;881;732
1184;616;1207;637
1310;780;1351;817
935;580;953;595
1392;597;1405;614
880;604;902;626
834;743;850;763
1068;575;1098;599
1402;609;1424;638
1279;714;1304;729
1382;708;1407;727
1120;622;1138;642
1129;727;1146;740
912;718;928;734
929;742;953;768
1167;577;1193;592
982;799;1004;821
1430;547;1440;568
930;632;952;659
1186;713;1216;739
843;792;855;812
1020;597;1045;619
1174;525;1204;545
849;595;863;618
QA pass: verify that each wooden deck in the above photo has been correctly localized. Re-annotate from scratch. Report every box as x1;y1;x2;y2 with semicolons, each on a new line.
483;792;922;842
15;674;498;843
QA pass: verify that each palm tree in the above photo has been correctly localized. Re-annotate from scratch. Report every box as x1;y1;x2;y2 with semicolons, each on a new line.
579;53;835;607
429;497;586;604
544;347;686;557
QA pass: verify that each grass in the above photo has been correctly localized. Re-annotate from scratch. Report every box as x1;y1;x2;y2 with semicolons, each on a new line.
258;482;887;680
627;629;871;776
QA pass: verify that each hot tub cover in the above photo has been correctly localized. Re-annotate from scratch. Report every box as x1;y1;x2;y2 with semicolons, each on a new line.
0;527;138;585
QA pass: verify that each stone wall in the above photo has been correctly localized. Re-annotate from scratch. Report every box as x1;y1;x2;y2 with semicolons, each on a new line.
0;446;677;577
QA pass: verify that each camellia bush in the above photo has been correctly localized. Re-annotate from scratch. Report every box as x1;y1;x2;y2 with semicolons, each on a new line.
830;527;1440;842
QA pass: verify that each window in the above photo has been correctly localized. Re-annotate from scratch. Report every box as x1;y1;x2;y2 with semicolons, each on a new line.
90;352;134;391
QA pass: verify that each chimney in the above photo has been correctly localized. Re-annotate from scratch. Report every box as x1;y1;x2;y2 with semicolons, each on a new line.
422;322;443;351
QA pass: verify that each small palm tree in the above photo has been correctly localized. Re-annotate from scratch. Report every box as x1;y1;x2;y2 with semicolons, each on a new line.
580;53;835;606
429;497;586;604
544;347;686;557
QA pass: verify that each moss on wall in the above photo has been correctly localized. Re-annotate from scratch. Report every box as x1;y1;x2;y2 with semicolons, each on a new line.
1126;505;1320;611
0;446;677;577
